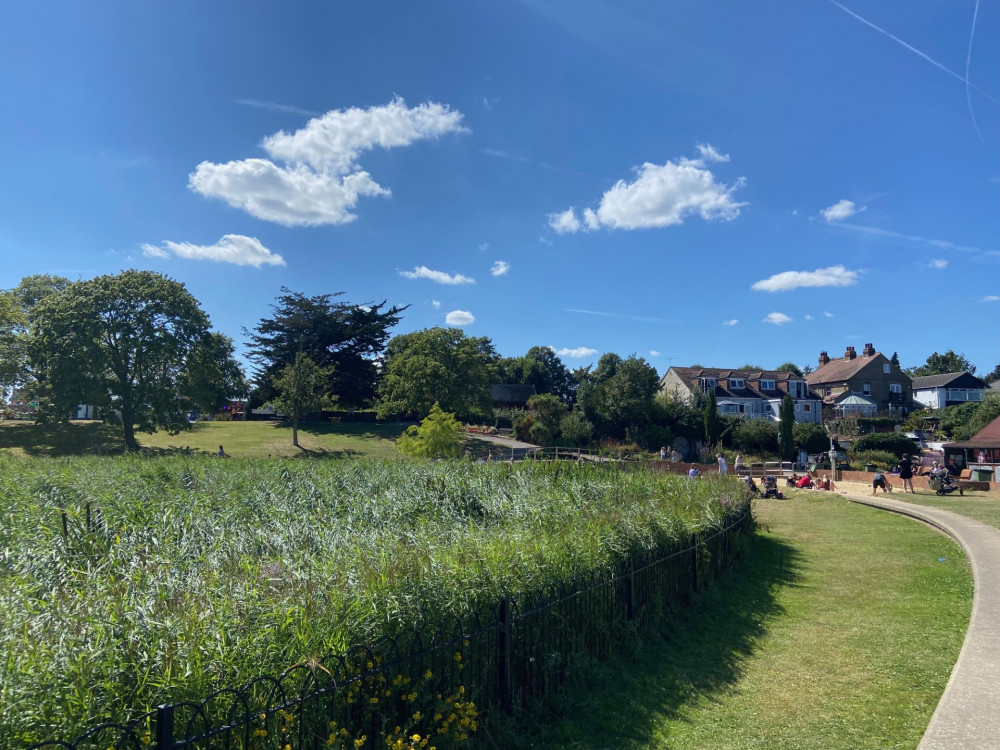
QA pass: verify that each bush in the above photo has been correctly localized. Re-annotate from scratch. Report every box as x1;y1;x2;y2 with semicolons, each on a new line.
559;410;594;446
848;449;898;471
849;432;919;460
792;422;829;454
396;403;464;458
732;419;779;456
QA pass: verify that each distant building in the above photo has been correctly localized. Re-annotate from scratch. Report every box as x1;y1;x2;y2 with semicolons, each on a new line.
912;372;989;409
804;344;913;417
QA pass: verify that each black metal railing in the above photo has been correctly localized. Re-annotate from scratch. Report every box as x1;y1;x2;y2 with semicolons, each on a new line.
27;504;754;750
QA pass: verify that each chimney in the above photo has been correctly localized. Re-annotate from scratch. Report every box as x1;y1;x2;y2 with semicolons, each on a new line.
862;342;875;357
818;351;830;367
845;346;856;361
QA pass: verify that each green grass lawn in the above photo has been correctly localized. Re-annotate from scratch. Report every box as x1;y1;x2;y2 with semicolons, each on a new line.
522;493;972;749
835;478;1000;533
0;419;407;459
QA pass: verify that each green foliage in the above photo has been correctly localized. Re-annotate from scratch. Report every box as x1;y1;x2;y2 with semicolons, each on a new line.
847;449;899;471
577;354;659;439
0;455;744;744
29;270;214;451
907;349;976;377
396;402;464;458
778;394;795;460
246;287;405;409
269;352;336;446
377;327;498;421
497;346;576;404
985;363;1000;384
558;410;594;446
704;389;720;445
732;419;779;456
655;393;705;441
849;432;919;459
521;393;567;446
793;422;830;454
178;331;248;415
0;275;70;389
951;392;1000;441
775;362;804;376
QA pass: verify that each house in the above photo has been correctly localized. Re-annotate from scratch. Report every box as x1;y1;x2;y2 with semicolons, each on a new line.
490;384;536;409
943;413;1000;482
804;344;913;417
659;367;823;423
912;371;990;410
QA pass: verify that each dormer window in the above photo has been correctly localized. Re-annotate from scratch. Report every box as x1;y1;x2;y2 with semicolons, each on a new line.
729;378;745;390
760;379;775;390
699;377;716;391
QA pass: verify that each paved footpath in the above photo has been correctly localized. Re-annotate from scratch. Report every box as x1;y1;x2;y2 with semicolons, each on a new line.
846;493;1000;749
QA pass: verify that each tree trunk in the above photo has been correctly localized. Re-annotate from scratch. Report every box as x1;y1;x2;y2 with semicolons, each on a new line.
122;406;139;452
292;417;300;447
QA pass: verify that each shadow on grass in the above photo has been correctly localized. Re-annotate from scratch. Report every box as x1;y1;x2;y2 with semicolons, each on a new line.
514;532;804;749
270;421;408;442
287;445;367;460
0;420;124;456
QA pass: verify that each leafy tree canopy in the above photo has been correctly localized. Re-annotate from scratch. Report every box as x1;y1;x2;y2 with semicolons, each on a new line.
269;352;336;447
0;275;70;389
377;327;499;420
775;362;804;376
983;363;1000;384
30;270;216;451
578;354;659;439
246;288;406;409
778;393;796;460
907;350;976;377
179;332;248;416
497;346;576;403
514;393;567;446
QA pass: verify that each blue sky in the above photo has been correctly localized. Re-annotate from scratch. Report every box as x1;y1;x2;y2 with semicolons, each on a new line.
2;1;998;378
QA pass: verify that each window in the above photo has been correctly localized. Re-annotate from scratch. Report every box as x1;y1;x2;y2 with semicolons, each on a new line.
729;378;745;390
863;382;871;395
890;383;902;394
883;364;891;374
804;403;811;412
824;387;832;396
760;379;775;390
699;377;716;391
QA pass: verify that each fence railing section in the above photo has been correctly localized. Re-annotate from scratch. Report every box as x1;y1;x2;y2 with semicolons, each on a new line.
27;504;754;750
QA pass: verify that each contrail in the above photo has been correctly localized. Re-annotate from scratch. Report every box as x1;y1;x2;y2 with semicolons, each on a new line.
828;0;999;104
966;0;984;142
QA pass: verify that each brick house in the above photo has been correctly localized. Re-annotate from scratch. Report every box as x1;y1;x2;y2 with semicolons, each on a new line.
659;366;823;423
804;344;913;417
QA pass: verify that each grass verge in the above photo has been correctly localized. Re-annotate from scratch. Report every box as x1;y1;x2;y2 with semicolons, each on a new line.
521;493;971;749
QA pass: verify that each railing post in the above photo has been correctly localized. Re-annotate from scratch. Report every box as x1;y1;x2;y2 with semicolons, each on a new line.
497;598;512;714
156;704;174;750
690;533;699;593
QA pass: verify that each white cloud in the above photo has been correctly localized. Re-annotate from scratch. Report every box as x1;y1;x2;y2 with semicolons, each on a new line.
189;97;467;226
549;145;745;233
696;143;730;163
548;208;582;234
445;310;475;326
805;313;814;320
649;350;661;357
490;260;510;276
431;299;441;309
552;346;599;358
723;319;739;326
929;258;948;269
983;295;1000;302
400;266;475;285
764;312;792;325
751;265;859;292
824;311;834;317
141;234;286;267
820;199;864;222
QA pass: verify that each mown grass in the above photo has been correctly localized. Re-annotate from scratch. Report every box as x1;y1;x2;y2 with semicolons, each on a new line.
0;455;746;746
835;478;1000;532
523;492;971;749
0;419;407;458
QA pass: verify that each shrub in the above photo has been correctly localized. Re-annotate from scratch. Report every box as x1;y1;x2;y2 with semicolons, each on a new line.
793;422;830;454
559;410;594;446
849;432;919;459
396;403;464;458
732;419;779;456
848;449;898;471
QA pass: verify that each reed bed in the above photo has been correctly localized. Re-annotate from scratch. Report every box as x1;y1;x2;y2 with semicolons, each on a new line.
0;454;744;745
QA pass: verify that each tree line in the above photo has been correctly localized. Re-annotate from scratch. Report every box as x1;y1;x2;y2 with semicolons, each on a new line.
2;270;997;453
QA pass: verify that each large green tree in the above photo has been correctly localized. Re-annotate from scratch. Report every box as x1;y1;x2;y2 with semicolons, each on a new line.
178;332;248;416
908;350;976;377
577;354;659;439
30;270;218;451
778;393;795;460
376;327;499;420
497;346;576;403
269;353;335;447
246;288;406;408
0;275;70;390
704;389;720;445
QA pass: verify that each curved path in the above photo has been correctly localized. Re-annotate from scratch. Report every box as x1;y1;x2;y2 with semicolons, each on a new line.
846;494;1000;749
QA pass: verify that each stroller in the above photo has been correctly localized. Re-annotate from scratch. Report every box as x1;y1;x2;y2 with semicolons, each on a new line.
928;471;963;496
761;475;784;499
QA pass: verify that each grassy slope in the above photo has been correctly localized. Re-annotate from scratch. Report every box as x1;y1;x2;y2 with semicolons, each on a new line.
0;420;406;459
525;492;971;750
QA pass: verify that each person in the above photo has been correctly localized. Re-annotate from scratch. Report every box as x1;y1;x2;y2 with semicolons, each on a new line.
872;471;889;495
660;446;667;461
818;475;831;491
734;454;743;473
796;474;813;489
217;445;227;457
742;475;758;496
898;452;914;493
670;448;681;463
688;464;700;478
717;453;727;475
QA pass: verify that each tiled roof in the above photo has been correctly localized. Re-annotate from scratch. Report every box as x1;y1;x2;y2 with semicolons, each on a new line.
665;367;818;400
911;372;987;390
805;352;885;385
